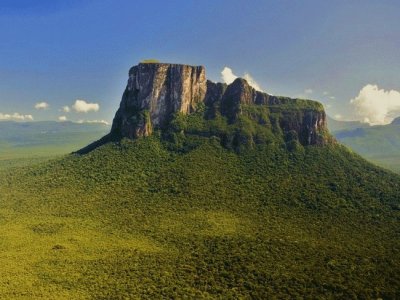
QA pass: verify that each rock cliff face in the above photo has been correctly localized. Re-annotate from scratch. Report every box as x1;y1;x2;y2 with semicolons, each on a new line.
78;62;329;154
111;63;206;138
214;77;327;145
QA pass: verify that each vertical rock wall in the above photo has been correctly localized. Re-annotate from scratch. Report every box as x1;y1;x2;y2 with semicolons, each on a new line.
108;62;328;145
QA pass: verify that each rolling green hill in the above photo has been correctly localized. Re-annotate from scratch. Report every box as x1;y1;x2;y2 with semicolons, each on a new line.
0;131;399;298
330;118;400;173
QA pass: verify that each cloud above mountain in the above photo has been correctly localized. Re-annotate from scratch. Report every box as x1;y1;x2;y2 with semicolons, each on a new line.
77;119;110;125
351;84;400;125
304;89;313;94
221;67;263;91
34;102;49;110
62;106;70;113
0;112;33;121
72;100;99;113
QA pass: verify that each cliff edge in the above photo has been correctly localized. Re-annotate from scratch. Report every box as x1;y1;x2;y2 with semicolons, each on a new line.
78;62;330;154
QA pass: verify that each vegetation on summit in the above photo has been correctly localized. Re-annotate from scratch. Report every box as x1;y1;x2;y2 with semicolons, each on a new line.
140;59;160;63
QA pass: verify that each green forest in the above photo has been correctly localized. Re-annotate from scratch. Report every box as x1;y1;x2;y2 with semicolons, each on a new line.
0;131;399;298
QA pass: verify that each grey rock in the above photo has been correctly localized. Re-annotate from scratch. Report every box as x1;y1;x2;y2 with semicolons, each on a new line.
204;80;227;106
111;63;206;138
78;62;330;154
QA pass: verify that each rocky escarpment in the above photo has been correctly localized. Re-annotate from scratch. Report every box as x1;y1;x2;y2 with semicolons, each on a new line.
111;63;207;138
78;62;330;154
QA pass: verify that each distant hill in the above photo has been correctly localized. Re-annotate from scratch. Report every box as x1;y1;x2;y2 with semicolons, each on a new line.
328;117;400;173
391;116;400;125
327;116;370;133
0;121;109;160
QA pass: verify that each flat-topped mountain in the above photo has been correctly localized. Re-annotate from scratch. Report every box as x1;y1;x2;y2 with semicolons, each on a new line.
1;63;400;298
79;63;330;153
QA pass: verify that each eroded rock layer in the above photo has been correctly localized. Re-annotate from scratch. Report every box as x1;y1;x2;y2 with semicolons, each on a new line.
111;63;207;138
78;62;329;154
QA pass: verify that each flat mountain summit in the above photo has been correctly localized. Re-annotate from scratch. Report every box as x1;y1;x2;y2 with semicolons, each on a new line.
79;62;331;153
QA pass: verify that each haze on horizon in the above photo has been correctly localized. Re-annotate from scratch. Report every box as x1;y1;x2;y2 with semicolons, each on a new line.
1;0;399;125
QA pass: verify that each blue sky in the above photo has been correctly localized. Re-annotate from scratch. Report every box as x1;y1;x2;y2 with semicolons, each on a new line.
1;0;399;124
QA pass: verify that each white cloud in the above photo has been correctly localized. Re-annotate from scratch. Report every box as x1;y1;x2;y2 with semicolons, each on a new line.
304;88;313;94
0;112;33;121
330;96;336;100
72;99;99;113
77;119;110;125
62;106;70;113
58;116;67;122
87;120;110;125
334;114;342;120
221;67;263;91
243;73;262;92
221;67;237;85
350;84;400;125
34;102;49;110
323;91;329;96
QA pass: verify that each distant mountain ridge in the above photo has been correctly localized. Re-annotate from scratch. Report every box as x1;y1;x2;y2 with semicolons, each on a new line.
391;116;400;125
327;116;370;133
327;116;400;173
